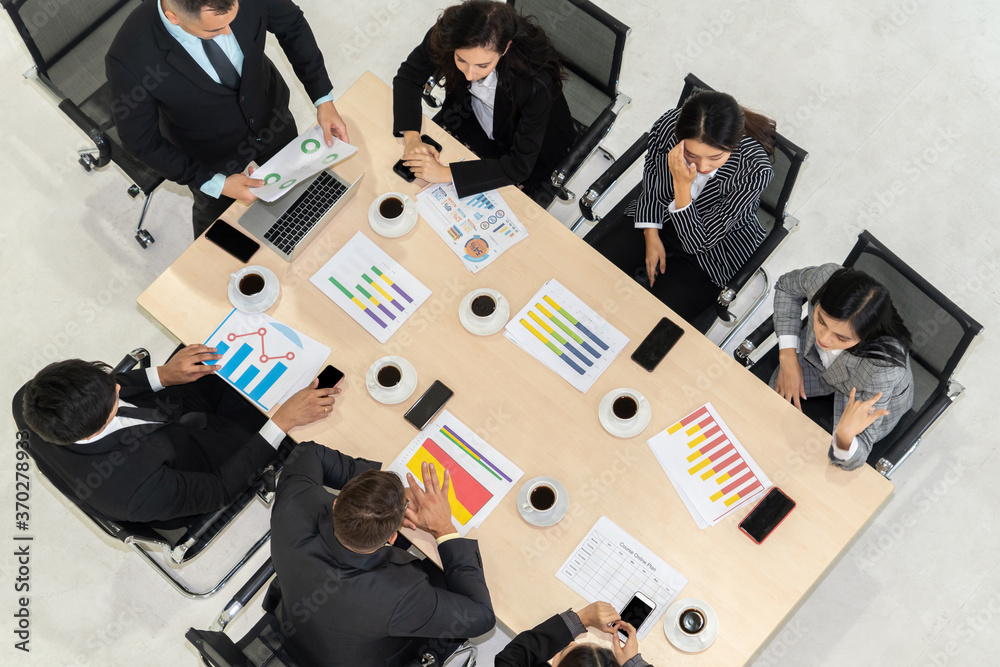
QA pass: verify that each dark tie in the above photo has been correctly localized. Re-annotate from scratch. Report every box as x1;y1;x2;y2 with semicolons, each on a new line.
116;406;208;430
201;38;241;90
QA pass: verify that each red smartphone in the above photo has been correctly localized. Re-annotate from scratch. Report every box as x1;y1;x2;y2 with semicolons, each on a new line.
739;487;795;544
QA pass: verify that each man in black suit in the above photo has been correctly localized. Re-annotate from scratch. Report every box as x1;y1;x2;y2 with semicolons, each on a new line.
107;0;349;238
20;344;339;524
270;446;496;666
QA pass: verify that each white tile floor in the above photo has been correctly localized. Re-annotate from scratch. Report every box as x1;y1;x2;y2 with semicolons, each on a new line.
1;0;997;665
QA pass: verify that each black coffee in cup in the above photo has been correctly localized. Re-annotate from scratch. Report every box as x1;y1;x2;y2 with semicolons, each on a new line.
379;196;404;219
376;364;402;388
529;484;556;511
679;609;705;635
471;294;497;318
239;272;265;296
612;395;638;420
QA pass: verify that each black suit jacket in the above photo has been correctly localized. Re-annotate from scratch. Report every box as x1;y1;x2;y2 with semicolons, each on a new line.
271;442;496;666
393;28;574;198
106;0;332;188
496;612;654;667
26;370;278;524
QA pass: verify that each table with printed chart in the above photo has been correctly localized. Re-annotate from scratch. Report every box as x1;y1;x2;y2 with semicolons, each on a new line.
137;71;895;666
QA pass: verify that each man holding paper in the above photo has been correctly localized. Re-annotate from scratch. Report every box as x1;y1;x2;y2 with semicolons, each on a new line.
107;0;349;238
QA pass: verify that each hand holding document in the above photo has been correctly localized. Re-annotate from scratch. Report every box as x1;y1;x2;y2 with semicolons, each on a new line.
249;125;357;202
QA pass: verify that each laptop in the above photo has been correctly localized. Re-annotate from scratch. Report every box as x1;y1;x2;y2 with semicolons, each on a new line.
239;169;363;261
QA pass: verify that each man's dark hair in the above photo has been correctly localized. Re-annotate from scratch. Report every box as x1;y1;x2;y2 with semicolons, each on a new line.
333;470;408;552
167;0;236;17
22;360;117;445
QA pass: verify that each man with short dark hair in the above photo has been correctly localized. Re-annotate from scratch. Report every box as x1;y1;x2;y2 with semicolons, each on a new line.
106;0;348;237
20;344;339;523
270;443;496;666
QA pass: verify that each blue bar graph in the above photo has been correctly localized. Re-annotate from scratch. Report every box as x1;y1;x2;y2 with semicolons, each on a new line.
249;362;288;401
234;365;260;391
220;343;253;378
215;341;231;356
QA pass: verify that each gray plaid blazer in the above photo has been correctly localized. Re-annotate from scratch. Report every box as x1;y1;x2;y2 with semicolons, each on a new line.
770;264;914;470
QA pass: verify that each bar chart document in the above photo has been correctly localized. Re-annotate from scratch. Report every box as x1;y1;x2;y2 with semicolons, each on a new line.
647;402;771;528
385;410;523;536
310;231;432;343
503;279;629;392
203;309;330;411
415;183;528;273
557;516;688;642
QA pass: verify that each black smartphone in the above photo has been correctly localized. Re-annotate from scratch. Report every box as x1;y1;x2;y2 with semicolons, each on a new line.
205;219;260;262
739;487;796;544
393;134;444;182
404;380;453;429
631;317;685;372
317;365;345;389
618;592;656;641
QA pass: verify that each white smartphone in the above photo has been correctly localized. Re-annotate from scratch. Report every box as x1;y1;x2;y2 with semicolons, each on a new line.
618;591;656;641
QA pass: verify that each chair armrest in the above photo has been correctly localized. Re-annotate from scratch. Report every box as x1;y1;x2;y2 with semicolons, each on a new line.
872;389;956;475
551;93;632;190
734;318;776;368
212;557;275;631
57;98;111;168
715;227;789;321
112;348;151;374
579;132;649;221
185;628;246;667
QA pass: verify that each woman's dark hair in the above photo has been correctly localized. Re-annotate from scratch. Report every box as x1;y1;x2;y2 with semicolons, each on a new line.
811;268;912;367
429;1;564;97
333;470;408;552
675;90;777;156
557;644;618;667
22;360;117;445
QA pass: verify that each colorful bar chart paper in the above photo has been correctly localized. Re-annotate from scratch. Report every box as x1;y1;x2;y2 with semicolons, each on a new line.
503;279;629;392
386;411;523;536
309;232;431;343
647;402;770;528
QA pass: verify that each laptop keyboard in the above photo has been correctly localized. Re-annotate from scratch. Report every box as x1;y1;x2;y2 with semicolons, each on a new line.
263;171;348;255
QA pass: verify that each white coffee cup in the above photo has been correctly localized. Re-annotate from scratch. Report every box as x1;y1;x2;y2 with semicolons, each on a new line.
609;391;640;427
374;192;408;225
521;481;559;513
230;266;270;305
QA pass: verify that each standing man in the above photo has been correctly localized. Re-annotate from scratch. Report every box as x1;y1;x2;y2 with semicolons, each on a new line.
107;0;349;238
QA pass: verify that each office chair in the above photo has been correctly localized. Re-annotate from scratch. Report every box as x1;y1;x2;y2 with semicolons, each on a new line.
577;73;809;338
3;0;164;248
734;230;983;478
422;0;632;208
12;348;279;598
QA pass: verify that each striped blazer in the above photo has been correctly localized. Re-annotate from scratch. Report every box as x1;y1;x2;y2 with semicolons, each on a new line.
629;108;772;286
771;264;914;470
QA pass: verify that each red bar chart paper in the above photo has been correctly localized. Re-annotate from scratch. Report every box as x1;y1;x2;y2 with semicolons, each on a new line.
647;402;770;528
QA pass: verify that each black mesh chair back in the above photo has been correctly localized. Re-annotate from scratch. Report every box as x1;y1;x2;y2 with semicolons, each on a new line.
508;0;629;130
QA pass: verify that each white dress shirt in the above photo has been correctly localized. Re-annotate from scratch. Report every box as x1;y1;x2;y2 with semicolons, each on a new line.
469;70;499;140
666;167;719;214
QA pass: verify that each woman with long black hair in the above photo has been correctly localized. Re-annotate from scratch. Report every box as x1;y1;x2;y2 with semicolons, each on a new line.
392;0;575;200
590;91;776;327
771;264;914;470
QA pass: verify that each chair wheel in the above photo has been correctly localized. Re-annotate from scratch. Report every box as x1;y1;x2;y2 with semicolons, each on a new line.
78;156;94;172
135;229;155;248
127;185;141;198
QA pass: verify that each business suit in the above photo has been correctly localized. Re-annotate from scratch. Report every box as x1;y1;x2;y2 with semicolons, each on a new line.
106;0;332;234
771;264;914;470
270;442;496;667
393;28;575;200
495;611;652;667
24;370;279;524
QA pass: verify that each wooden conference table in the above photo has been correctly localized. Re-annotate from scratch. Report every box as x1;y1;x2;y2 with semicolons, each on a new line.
138;72;893;664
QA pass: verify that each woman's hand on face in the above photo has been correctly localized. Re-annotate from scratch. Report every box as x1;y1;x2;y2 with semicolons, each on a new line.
643;230;667;287
667;140;697;191
775;348;806;410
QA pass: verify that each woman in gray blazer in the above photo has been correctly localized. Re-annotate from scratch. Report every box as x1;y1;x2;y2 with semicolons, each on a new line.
771;264;914;470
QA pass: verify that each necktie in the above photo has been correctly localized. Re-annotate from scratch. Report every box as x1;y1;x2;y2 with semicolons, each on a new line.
201;38;241;90
116;406;208;430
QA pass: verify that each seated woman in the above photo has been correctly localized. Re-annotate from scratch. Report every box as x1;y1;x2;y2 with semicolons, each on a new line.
392;0;575;200
496;601;652;667
771;264;914;470
590;90;776;328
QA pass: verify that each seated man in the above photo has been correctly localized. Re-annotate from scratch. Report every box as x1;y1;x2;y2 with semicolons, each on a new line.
20;344;337;523
270;444;495;666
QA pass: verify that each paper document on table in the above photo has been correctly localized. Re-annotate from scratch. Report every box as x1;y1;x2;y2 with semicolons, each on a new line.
556;516;687;642
503;279;629;392
385;410;523;537
309;231;431;343
647;402;770;528
415;183;528;273
249;125;357;202
203;309;329;411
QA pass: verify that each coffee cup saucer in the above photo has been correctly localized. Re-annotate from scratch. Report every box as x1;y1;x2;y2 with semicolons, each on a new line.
598;388;651;438
663;598;719;653
365;356;417;405
517;476;569;527
368;193;418;238
228;266;279;313
458;288;509;336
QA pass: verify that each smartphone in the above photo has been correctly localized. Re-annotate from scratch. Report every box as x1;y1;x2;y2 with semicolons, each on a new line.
204;219;260;262
739;487;796;544
404;380;453;429
630;317;684;372
393;134;444;182
618;592;656;641
317;365;345;389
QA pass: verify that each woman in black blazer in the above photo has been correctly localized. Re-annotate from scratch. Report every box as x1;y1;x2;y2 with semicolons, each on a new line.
590;91;776;328
392;0;575;200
